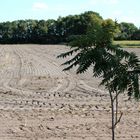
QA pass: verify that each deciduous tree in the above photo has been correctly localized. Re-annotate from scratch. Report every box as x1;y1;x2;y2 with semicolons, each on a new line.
58;18;140;140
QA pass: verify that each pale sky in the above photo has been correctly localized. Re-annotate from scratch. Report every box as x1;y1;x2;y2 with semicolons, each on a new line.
0;0;139;27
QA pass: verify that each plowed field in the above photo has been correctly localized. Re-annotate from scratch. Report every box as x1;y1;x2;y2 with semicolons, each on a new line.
0;45;139;140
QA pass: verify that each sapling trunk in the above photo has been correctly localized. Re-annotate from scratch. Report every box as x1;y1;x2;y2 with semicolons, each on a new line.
108;84;115;140
115;91;118;123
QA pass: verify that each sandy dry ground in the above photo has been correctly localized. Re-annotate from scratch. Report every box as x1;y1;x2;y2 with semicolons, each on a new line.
0;45;139;140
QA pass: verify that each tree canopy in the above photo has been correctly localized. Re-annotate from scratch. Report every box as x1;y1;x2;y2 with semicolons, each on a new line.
115;22;138;40
0;11;139;44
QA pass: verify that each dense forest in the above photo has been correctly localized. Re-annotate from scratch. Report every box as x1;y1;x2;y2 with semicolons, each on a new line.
0;11;139;44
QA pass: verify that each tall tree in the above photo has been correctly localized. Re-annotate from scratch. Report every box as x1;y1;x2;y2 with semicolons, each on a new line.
116;22;138;40
32;20;48;44
131;29;140;40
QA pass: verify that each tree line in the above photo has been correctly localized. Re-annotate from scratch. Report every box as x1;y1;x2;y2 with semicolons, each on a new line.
0;11;139;44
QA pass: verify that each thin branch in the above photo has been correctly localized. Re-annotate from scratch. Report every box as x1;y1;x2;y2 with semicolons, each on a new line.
113;91;120;102
128;69;140;74
114;112;123;128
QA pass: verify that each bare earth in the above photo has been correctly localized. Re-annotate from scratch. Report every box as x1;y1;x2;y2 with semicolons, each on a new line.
0;45;139;140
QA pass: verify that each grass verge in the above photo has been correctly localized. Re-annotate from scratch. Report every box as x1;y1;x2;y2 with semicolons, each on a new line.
114;41;140;48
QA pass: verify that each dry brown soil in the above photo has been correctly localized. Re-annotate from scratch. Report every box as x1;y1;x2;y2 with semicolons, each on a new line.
0;45;139;140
